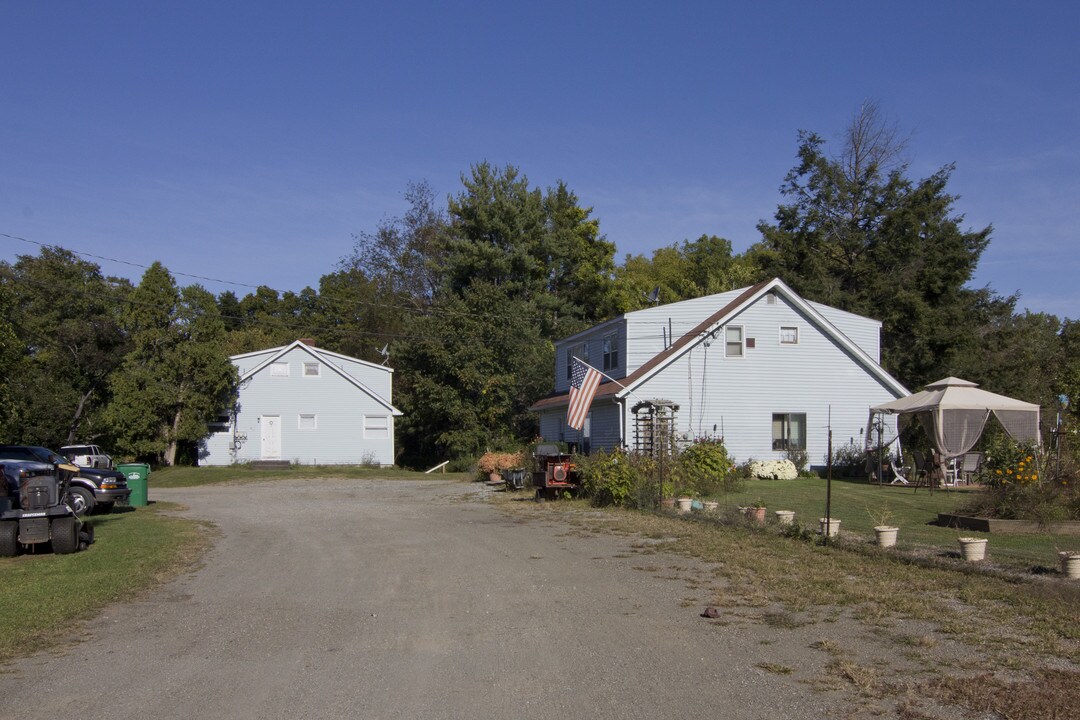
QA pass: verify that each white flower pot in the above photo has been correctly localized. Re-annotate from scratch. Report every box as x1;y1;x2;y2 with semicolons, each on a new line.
874;526;898;548
774;510;795;525
819;518;841;537
1059;552;1080;579
703;501;719;513
959;537;987;562
676;497;693;514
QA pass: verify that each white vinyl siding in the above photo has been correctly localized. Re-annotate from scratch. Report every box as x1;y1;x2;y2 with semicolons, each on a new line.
298;414;317;430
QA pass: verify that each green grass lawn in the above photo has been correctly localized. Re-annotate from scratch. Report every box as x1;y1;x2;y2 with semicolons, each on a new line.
0;503;212;662
151;464;473;488
713;476;1079;570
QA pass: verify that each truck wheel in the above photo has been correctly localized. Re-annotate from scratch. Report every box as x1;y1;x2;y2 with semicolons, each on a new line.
51;517;79;554
0;521;18;557
68;486;95;516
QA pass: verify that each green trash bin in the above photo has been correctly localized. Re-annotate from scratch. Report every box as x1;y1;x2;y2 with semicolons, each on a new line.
117;463;150;507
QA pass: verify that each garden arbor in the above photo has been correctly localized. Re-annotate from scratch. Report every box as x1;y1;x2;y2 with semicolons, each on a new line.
867;377;1041;461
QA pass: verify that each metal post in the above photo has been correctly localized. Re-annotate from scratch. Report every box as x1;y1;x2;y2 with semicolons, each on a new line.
825;407;833;546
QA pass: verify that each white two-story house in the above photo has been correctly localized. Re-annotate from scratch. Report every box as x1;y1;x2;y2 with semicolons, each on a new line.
529;278;908;466
200;339;402;466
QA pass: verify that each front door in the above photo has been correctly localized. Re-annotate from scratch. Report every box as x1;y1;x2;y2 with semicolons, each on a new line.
260;415;281;459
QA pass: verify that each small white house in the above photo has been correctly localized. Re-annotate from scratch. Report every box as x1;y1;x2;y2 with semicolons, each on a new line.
200;340;402;466
529;278;908;466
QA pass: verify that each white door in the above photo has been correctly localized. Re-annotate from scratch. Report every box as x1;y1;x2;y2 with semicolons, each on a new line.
261;415;281;459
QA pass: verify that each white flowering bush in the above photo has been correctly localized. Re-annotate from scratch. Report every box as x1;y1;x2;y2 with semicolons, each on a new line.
749;459;798;480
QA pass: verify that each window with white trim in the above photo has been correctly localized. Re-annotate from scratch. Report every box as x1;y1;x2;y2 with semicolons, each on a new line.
772;413;806;450
725;326;744;357
271;362;289;377
364;415;390;439
602;333;618;371
298;414;317;430
780;326;799;344
303;362;321;377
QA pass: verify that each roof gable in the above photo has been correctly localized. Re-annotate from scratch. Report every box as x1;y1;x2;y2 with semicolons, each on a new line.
239;341;402;416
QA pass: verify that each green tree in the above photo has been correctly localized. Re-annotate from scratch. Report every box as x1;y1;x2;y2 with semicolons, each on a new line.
754;102;994;389
442;163;616;335
0;247;128;446
106;263;237;464
613;235;761;312
394;282;552;468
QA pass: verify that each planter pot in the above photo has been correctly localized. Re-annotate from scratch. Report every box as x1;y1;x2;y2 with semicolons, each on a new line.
488;471;502;483
745;506;766;524
677;497;693;514
774;510;795;526
819;518;841;537
874;526;899;548
1059;552;1080;579
703;501;719;513
660;497;676;509
958;537;988;562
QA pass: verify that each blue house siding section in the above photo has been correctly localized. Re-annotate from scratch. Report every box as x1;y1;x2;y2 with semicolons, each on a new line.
630;295;898;465
200;343;399;466
534;279;906;464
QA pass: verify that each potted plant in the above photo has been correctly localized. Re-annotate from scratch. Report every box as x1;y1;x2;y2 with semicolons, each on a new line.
867;506;899;548
744;498;767;524
676;494;694;514
476;451;524;483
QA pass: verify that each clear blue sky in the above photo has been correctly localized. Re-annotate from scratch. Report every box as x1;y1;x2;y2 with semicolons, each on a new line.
2;1;1077;318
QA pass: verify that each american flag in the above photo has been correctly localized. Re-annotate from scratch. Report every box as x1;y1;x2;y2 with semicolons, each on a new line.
567;357;601;431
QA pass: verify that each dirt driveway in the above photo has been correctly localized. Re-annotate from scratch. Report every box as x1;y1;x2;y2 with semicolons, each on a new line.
1;479;879;719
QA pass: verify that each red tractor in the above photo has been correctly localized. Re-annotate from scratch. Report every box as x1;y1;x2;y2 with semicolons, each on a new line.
531;444;583;500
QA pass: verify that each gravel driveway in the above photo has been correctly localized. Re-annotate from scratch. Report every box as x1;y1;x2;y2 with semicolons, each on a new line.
0;479;871;719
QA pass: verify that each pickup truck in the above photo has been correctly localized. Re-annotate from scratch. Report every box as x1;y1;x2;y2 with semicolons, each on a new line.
0;446;129;516
59;444;113;469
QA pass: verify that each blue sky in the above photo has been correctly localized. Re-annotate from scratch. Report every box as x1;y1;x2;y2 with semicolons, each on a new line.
2;1;1077;318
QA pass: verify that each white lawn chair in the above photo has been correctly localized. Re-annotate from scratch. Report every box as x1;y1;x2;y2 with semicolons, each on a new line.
889;458;909;485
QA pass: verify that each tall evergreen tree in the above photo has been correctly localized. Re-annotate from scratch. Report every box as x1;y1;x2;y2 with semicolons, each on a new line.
753;102;994;389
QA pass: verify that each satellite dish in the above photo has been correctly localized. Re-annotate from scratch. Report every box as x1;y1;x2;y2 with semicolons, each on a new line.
377;344;390;365
643;286;660;305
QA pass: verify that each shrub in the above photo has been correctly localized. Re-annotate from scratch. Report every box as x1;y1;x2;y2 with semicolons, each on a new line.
673;438;742;496
825;441;867;477
576;449;656;508
476;450;525;477
959;434;1080;523
783;447;809;475
749;459;798;480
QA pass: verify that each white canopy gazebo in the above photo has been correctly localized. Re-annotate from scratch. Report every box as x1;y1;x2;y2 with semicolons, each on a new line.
867;376;1041;461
